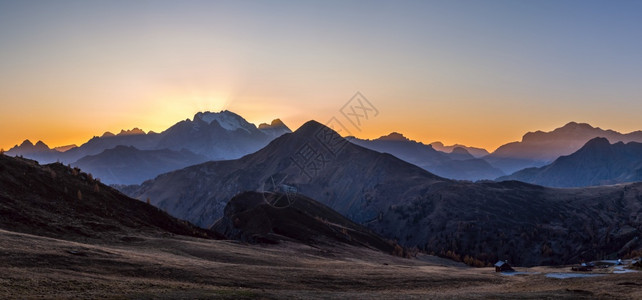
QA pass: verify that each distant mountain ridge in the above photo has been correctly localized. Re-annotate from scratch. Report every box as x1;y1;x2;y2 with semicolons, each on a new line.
8;139;53;154
101;127;147;137
73;146;209;185
347;133;504;181
7;110;291;164
5;140;62;163
484;122;642;174
430;141;489;158
5;110;292;184
498;137;642;187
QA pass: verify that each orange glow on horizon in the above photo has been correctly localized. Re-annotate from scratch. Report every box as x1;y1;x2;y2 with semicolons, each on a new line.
3;107;642;154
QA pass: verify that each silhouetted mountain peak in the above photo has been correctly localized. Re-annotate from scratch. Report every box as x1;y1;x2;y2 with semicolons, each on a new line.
559;122;596;132
33;141;50;150
101;131;115;138
6;139;55;157
12;139;50;151
193;110;257;133
294;120;330;135
582;137;611;149
521;122;600;143
19;139;34;147
117;128;145;136
258;118;286;129
257;118;292;138
377;132;409;142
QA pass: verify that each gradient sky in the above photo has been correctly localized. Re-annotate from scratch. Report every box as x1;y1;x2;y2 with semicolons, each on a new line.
1;0;641;151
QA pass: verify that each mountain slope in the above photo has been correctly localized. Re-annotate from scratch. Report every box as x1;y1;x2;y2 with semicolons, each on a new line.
498;137;642;187
212;191;403;255
347;133;504;180
72;146;209;185
0;154;215;241
124;121;642;266
485;122;642;174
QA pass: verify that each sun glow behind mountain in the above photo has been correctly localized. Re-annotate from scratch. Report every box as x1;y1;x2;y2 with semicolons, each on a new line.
1;1;642;151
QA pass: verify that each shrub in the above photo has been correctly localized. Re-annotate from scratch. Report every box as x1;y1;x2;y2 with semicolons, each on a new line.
392;244;404;257
463;255;487;267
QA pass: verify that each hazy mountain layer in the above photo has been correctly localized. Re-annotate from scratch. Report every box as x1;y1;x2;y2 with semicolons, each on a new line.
485;122;642;174
498;137;642;187
6;111;292;184
73;146;209;185
429;141;489;158
348;133;504;180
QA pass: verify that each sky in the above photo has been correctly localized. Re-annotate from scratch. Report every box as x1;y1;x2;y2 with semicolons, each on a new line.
1;0;641;152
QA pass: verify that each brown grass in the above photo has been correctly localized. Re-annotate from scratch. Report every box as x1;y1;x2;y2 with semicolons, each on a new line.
1;228;641;299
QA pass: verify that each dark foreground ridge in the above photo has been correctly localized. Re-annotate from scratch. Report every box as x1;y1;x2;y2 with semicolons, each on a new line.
212;191;407;256
0;154;217;240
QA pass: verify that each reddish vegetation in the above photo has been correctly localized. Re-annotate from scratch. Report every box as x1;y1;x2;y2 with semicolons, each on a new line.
0;155;217;241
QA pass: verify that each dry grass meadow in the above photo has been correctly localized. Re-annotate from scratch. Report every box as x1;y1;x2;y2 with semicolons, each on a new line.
1;228;641;299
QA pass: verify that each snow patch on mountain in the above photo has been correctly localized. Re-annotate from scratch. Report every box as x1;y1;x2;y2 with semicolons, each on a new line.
194;111;257;133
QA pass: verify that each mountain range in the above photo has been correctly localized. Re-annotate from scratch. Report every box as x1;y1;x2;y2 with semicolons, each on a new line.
347;133;504;181
5;140;64;163
484;122;642;174
498;137;642;187
429;141;489;158
6;111;291;184
123;121;642;266
7;114;642;188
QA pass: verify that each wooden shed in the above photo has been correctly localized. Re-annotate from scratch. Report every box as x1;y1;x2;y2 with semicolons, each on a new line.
494;260;514;272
